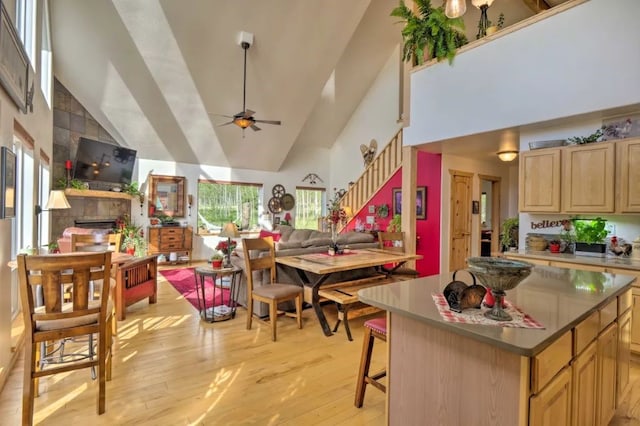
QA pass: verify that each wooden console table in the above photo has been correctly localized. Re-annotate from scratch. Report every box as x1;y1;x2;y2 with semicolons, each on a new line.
147;226;193;264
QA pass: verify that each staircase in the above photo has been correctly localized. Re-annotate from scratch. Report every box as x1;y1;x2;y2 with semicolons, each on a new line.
339;129;404;222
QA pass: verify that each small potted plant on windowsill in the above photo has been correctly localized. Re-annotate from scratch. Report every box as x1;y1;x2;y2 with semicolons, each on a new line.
549;240;561;253
210;252;224;269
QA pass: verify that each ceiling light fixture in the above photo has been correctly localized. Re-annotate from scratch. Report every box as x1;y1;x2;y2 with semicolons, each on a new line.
471;0;495;38
497;151;518;162
445;0;467;18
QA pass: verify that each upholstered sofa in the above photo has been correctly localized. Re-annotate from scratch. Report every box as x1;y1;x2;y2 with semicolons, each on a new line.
230;225;379;316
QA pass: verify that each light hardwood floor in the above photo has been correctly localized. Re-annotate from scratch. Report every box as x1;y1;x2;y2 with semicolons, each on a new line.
1;263;639;425
0;263;386;425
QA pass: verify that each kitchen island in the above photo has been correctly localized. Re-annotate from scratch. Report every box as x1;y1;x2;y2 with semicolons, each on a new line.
359;265;636;426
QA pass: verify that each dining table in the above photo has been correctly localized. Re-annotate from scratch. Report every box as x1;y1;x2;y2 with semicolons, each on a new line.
275;248;422;336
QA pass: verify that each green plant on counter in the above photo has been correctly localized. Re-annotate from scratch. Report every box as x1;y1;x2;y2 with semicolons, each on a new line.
387;214;402;232
500;217;519;250
572;217;608;244
121;181;141;196
55;177;86;190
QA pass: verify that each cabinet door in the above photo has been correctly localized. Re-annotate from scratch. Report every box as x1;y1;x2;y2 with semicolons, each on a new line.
618;137;640;212
596;322;618;426
632;292;640;353
571;340;597;426
617;309;632;405
147;227;160;252
562;142;615;213
530;366;572;426
519;148;561;212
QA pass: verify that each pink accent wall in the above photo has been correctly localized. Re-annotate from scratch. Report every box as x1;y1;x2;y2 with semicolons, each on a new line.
344;152;442;276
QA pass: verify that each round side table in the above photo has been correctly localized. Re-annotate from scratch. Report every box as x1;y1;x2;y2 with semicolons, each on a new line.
193;265;242;322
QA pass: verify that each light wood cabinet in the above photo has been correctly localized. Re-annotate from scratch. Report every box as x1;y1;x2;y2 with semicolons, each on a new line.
562;142;615;213
618;137;640;212
519;148;561;212
530;366;572;426
147;226;193;263
632;290;640;353
571;340;597;426
617;308;632;405
596;322;617;426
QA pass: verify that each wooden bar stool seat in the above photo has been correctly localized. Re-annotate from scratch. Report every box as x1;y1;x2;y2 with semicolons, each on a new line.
354;316;387;408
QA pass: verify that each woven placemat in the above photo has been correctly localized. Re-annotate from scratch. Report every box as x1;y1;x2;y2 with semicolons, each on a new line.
432;294;545;329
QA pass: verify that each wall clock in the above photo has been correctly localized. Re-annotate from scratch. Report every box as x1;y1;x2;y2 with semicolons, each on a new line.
281;193;295;210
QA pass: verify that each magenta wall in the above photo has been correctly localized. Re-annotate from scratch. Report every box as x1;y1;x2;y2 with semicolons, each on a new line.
344;152;442;276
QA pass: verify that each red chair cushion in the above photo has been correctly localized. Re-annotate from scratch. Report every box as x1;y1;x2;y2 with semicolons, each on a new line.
364;317;387;335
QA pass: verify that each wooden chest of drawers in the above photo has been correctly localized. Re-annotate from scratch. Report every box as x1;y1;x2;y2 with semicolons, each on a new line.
147;226;193;263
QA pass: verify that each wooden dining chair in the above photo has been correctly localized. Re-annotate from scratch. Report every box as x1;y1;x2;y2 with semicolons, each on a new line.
71;233;122;253
17;252;114;425
242;237;303;341
377;231;419;278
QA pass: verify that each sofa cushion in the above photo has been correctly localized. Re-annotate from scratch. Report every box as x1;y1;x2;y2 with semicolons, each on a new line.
275;225;294;242
258;229;281;242
301;237;333;248
288;229;313;243
62;227;110;239
338;231;375;244
276;241;303;250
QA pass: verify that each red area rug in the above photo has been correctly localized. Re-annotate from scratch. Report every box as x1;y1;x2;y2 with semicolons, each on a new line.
160;267;231;311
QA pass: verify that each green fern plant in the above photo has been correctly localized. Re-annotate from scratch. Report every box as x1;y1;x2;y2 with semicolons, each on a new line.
391;0;467;66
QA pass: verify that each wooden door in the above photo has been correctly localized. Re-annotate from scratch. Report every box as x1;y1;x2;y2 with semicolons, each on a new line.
449;171;472;271
563;142;615;213
530;366;572;426
618;137;640;212
571;340;597;426
596;322;617;426
519;148;561;212
617;309;632;405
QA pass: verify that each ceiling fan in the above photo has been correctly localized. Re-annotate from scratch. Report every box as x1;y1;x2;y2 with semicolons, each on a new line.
217;37;281;133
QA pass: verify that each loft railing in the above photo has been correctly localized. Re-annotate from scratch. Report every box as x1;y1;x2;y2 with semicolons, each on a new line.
338;129;403;227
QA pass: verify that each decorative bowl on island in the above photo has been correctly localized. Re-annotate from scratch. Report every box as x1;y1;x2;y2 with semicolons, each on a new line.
466;257;534;321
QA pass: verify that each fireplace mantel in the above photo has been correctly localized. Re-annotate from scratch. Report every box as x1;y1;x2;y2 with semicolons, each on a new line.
64;188;134;200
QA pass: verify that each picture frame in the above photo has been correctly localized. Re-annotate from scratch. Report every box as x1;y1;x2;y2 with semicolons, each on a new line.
392;187;427;220
1;146;16;219
148;175;186;217
0;2;30;113
273;216;281;225
472;200;480;215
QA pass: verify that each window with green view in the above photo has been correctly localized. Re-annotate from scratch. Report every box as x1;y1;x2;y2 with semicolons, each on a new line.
295;187;325;230
197;180;262;233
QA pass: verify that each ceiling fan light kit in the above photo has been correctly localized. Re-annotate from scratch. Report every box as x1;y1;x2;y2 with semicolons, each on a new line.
217;31;282;135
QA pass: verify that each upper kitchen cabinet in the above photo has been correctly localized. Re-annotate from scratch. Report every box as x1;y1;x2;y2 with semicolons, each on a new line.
519;148;561;212
562;142;615;213
618;137;640;212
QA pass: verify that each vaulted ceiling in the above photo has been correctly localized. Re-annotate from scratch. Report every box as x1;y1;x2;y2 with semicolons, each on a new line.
50;1;569;173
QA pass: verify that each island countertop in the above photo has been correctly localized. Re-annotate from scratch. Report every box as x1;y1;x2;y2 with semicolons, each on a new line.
358;265;636;357
504;250;640;272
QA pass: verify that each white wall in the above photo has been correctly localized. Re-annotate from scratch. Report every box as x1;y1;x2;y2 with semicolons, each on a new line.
440;154;515;272
329;46;402;191
405;0;640;146
136;142;331;260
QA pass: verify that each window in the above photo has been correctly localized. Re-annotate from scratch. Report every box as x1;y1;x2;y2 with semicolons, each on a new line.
16;0;36;65
40;0;52;106
39;152;50;248
480;192;487;225
197;180;262;233
295;187;325;230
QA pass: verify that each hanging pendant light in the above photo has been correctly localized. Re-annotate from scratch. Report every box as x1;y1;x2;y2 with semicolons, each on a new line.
445;0;467;19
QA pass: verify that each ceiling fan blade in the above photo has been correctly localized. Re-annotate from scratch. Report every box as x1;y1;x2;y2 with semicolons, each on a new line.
254;119;281;125
218;121;234;126
208;112;235;118
243;109;255;118
250;124;262;131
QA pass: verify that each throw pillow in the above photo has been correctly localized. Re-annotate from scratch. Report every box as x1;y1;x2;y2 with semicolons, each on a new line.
259;229;281;242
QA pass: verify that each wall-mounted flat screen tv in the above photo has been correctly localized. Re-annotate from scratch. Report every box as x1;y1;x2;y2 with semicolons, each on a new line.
73;138;137;185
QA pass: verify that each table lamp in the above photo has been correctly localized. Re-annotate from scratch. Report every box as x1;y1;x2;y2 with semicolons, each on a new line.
35;190;71;253
219;222;240;267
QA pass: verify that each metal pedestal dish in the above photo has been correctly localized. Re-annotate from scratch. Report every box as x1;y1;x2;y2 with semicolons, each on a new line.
467;257;534;321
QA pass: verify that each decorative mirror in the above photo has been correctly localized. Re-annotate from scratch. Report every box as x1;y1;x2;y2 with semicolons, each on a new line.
148;175;186;217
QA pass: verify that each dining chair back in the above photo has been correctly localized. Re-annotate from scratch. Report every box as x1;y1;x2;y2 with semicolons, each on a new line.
71;233;122;253
17;252;114;424
242;237;303;341
377;231;419;278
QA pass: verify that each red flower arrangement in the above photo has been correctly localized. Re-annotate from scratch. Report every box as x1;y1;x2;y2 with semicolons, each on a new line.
215;239;237;255
326;189;347;225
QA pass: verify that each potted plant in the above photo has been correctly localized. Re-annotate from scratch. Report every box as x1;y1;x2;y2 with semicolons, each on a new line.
549;240;561;253
47;241;60;254
210;252;224;269
573;217;609;255
500;217;519;252
391;0;467;66
485;12;505;36
387;214;402;232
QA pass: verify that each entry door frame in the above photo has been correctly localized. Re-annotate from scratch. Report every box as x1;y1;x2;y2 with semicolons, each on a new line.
449;170;473;271
478;174;502;256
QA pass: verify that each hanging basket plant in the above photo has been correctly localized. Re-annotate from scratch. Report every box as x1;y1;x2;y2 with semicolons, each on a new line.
391;0;468;66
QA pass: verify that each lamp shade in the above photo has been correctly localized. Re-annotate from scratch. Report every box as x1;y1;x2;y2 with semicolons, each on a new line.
44;190;71;209
497;151;519;162
343;206;353;218
219;222;240;238
471;0;495;7
445;0;467;18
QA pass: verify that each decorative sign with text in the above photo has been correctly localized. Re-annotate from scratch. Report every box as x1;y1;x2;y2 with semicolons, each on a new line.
530;219;571;230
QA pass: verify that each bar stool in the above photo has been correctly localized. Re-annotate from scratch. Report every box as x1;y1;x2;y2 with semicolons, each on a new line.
354;316;387;407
